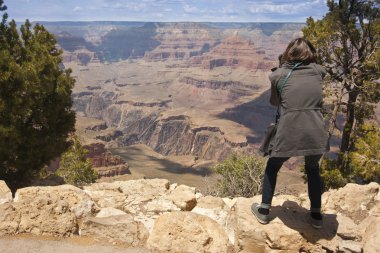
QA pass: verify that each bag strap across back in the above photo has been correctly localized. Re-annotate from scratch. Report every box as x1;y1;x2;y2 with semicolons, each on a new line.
275;62;302;122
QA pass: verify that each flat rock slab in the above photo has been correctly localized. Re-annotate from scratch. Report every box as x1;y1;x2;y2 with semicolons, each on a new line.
0;237;151;253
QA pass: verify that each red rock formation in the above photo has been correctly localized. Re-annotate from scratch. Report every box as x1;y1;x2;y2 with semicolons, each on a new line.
190;33;275;71
84;143;125;168
94;164;130;177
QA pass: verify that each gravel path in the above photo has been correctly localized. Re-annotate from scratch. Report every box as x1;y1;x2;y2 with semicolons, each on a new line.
0;236;151;253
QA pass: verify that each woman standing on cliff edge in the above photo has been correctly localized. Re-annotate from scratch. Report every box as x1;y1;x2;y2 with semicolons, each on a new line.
252;38;329;229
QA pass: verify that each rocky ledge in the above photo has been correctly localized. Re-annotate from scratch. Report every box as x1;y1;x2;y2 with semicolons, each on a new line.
0;179;379;253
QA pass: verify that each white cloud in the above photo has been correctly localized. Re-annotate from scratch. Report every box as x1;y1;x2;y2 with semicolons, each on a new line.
183;4;207;14
183;4;198;13
248;0;321;14
73;6;83;12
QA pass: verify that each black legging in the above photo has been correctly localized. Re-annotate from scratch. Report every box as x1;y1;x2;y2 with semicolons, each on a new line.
261;155;322;212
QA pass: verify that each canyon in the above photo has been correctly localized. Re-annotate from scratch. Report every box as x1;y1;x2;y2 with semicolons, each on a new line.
42;22;307;188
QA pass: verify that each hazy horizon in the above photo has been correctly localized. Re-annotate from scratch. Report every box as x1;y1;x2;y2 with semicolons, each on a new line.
6;0;328;23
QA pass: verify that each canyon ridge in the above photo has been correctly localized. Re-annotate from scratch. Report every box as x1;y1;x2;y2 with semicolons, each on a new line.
40;22;311;190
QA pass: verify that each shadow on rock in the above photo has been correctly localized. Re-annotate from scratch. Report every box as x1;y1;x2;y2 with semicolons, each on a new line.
270;200;338;243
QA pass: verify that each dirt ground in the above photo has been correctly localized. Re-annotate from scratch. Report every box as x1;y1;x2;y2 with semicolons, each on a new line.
0;235;151;253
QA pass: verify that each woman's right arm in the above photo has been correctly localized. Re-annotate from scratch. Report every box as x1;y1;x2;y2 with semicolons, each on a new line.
270;83;280;106
269;70;281;106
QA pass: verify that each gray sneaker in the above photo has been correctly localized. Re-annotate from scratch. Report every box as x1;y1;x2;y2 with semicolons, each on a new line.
251;203;269;224
310;214;323;229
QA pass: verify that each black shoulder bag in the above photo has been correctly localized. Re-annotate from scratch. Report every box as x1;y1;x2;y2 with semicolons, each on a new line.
259;62;301;156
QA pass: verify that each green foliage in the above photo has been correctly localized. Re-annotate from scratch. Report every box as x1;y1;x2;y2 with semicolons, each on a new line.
320;125;380;189
320;158;348;189
303;0;380;181
212;153;266;197
349;124;380;183
0;2;76;188
56;136;98;186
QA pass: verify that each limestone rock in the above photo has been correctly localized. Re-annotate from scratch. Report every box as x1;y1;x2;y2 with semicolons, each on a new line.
324;182;379;223
167;184;196;211
1;177;378;252
17;196;78;236
145;198;180;213
361;216;380;253
0;203;20;236
0;180;12;204
83;181;122;191
235;196;306;253
336;215;361;241
83;188;126;209
197;195;225;209
192;195;237;248
338;240;363;253
96;207;127;218
80;214;148;246
147;211;232;253
14;185;95;236
222;197;237;209
118;179;170;198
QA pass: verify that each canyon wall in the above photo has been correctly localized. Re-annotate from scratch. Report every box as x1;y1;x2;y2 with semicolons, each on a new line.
73;91;251;162
54;22;304;164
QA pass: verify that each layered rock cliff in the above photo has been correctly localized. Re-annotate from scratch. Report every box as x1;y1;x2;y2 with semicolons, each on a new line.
1;180;379;253
84;143;130;177
144;23;218;61
189;34;275;71
73;90;251;162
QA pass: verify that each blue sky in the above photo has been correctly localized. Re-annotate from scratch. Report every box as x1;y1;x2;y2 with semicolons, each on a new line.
5;0;328;22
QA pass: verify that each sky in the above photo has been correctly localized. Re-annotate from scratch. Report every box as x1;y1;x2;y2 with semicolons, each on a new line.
4;0;329;22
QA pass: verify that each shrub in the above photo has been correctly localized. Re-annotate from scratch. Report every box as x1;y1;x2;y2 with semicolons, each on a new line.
212;153;266;197
55;136;98;186
349;124;380;183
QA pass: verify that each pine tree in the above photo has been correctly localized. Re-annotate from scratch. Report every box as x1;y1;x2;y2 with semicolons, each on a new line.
0;1;76;189
56;136;98;186
303;0;380;178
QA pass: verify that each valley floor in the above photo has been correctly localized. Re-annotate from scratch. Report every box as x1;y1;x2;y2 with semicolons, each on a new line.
102;144;308;196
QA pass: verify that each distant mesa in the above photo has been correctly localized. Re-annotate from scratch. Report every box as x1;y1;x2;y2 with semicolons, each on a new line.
144;23;218;61
189;34;276;70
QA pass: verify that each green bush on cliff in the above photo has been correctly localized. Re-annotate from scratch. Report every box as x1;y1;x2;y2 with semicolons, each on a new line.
348;124;380;183
56;136;98;186
320;159;348;190
212;153;265;197
0;1;76;189
320;124;380;190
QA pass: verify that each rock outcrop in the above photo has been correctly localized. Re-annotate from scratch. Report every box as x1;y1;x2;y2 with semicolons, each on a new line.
0;180;12;204
74;92;249;161
144;23;218;61
84;143;131;177
2;180;378;252
189;34;275;71
147;212;232;253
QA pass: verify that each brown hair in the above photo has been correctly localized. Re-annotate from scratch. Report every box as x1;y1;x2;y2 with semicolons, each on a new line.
281;38;317;64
